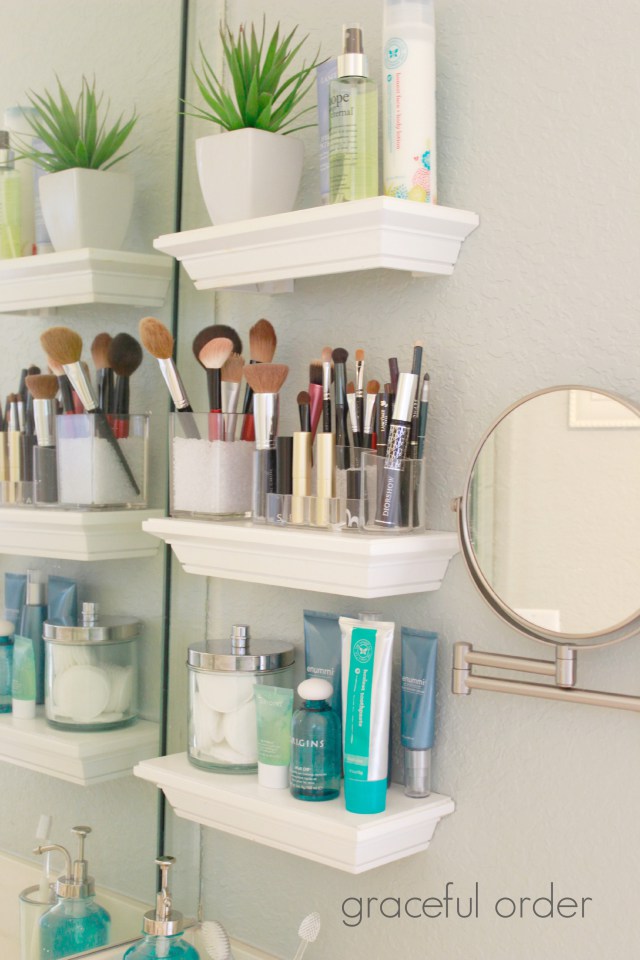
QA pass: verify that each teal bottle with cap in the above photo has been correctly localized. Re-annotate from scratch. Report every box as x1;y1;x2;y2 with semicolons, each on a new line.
290;678;341;801
0;620;14;712
36;826;110;959
124;856;199;959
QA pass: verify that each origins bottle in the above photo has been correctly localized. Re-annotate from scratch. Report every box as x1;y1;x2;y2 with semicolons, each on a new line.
124;855;200;960
328;24;379;203
0;130;21;258
290;678;341;801
36;826;110;960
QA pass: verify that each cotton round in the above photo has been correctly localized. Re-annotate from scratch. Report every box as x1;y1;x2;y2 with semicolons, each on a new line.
53;664;110;721
197;673;254;713
223;698;258;759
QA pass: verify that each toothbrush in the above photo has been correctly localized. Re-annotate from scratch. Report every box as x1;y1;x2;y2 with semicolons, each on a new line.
292;912;321;960
35;813;54;901
199;920;234;960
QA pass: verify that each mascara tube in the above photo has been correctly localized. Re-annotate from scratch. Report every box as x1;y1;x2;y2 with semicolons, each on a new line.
375;372;418;529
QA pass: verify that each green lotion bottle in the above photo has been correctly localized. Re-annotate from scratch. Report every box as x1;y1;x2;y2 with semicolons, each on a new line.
329;24;379;203
124;856;200;960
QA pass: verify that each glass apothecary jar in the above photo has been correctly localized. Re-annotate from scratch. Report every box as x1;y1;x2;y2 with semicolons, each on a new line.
43;602;140;730
187;624;294;773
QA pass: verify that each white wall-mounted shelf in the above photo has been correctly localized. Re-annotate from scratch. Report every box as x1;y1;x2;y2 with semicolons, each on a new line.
0;248;172;313
135;753;454;874
0;711;159;785
143;517;458;598
154;197;479;292
0;507;163;561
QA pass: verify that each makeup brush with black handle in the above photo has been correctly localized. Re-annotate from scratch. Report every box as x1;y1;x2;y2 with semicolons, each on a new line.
192;323;242;410
109;333;143;439
91;333;114;416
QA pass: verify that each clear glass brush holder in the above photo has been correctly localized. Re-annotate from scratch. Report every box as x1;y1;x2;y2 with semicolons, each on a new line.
19;885;55;960
56;413;149;509
170;412;253;519
336;447;426;533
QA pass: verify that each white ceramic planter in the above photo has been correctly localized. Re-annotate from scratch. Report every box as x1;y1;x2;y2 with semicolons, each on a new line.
39;168;134;251
196;128;304;225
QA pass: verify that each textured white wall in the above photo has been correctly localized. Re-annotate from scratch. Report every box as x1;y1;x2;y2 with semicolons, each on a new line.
170;0;640;957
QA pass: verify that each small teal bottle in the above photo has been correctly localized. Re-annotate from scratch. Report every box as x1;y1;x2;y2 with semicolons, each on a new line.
124;856;200;960
36;826;110;960
0;619;14;712
19;573;47;704
290;678;341;801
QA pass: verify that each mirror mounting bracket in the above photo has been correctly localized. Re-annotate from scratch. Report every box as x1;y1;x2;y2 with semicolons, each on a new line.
452;642;640;713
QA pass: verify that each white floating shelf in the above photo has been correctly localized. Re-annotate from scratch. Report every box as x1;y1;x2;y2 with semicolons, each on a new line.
135;753;454;874
143;517;458;598
154;196;479;292
0;507;164;561
0;710;159;785
0;248;172;313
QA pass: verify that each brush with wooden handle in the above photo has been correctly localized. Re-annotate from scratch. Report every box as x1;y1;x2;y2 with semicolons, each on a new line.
139;317;200;440
40;326;140;495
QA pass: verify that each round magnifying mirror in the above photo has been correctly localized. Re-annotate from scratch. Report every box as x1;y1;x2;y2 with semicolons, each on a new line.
458;386;640;647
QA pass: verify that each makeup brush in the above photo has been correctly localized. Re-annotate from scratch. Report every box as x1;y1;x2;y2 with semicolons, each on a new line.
47;358;75;414
91;333;114;415
193;324;242;410
292;912;321;960
221;352;245;437
321;346;333;433
25;374;59;504
198;337;234;439
331;347;349;467
22;365;40;484
243;362;289;519
346;381;359;447
355;348;365;439
240;318;277;441
363;379;380;449
109;333;143;438
41;326;140;494
139;316;200;440
7;393;21;502
308;360;323;443
297;390;311;432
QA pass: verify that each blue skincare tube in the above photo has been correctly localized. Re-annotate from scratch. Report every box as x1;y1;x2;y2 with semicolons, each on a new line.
47;576;77;626
4;572;26;631
401;627;438;797
303;610;342;716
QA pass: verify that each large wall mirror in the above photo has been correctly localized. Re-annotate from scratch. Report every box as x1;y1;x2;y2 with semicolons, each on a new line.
0;0;186;954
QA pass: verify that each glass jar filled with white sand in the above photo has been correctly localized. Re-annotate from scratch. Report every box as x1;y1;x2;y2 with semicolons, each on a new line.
187;625;295;772
55;413;148;508
170;412;254;518
43;602;140;731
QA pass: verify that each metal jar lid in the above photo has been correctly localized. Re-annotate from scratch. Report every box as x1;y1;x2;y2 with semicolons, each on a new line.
188;624;294;674
43;602;140;645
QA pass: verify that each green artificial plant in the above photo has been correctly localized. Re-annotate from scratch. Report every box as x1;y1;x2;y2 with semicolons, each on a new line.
17;76;137;173
189;18;321;134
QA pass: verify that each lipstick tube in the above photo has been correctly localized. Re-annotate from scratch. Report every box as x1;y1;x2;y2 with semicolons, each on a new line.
291;431;312;525
375;372;418;529
315;432;336;527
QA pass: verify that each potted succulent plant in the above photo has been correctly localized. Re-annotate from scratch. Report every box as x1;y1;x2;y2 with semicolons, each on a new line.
188;19;320;224
18;76;137;251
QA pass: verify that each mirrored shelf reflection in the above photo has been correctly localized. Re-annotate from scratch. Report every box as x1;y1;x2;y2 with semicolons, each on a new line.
0;711;159;785
0;508;163;561
0;248;172;313
135;753;455;874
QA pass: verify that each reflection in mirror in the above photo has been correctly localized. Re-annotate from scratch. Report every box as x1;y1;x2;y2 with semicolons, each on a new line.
466;387;640;639
0;1;185;956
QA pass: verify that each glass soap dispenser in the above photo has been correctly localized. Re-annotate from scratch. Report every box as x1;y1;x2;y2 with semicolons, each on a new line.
290;678;341;801
124;855;200;960
35;825;110;960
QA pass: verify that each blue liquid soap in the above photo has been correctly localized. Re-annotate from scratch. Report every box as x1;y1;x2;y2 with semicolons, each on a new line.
124;855;200;960
0;619;14;712
290;678;341;801
36;826;110;960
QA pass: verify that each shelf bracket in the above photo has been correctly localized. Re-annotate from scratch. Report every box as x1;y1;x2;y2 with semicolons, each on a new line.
452;642;640;713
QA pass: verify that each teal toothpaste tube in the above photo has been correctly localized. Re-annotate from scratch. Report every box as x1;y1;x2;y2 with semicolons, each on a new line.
340;616;395;814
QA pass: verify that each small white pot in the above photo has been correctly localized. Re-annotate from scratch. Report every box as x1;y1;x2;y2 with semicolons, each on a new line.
196;128;304;225
39;167;134;251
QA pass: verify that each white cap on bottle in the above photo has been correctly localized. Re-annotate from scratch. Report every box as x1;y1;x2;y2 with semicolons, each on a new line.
258;762;289;789
297;678;333;702
12;698;36;719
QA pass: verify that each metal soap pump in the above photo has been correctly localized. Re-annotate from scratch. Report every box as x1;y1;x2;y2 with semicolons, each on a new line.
35;825;110;959
124;856;200;959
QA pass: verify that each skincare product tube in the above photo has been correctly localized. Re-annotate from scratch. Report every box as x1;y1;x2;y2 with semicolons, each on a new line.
401;627;438;797
47;576;78;626
4;572;26;631
316;58;338;203
382;0;437;203
12;634;36;718
19;574;47;704
254;685;294;788
340;616;394;813
304;610;342;716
